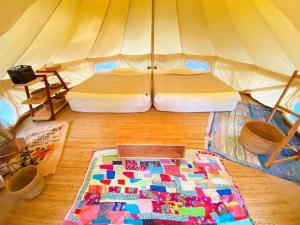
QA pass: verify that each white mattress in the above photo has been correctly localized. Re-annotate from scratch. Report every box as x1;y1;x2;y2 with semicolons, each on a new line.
66;74;151;113
154;73;240;112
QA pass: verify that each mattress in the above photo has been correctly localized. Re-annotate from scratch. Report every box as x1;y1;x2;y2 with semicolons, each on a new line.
154;73;241;112
66;74;151;112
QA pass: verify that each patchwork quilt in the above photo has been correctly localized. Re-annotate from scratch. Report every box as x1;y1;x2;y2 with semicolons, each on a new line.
63;149;252;225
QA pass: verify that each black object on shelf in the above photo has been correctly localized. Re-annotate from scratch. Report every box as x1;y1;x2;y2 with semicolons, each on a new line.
7;65;36;84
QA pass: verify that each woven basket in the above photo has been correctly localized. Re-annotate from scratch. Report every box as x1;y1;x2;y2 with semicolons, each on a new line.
239;120;284;155
6;166;45;199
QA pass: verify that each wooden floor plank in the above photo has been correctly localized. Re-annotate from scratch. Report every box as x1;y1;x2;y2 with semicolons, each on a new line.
3;105;300;225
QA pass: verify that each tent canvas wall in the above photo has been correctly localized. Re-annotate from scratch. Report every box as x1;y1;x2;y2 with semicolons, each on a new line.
0;0;299;122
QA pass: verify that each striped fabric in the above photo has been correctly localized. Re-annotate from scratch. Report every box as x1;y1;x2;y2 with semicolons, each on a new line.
206;102;300;183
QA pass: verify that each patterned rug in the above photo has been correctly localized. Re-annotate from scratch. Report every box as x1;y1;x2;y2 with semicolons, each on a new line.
23;122;69;176
0;122;69;176
63;149;253;225
206;102;300;183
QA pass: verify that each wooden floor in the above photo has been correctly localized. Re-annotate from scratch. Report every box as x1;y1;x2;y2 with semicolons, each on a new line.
2;105;300;225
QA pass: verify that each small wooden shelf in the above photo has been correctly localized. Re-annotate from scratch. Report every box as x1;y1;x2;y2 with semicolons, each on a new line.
14;67;70;121
32;98;68;121
21;82;70;105
14;77;43;87
35;72;55;77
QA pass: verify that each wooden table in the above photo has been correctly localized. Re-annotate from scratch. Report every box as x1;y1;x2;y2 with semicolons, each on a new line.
117;122;186;158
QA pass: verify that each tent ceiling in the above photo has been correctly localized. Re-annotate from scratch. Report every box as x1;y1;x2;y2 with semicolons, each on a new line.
0;0;36;36
0;0;299;79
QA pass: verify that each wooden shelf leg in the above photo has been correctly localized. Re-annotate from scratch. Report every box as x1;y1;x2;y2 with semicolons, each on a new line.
55;71;69;91
267;71;298;122
43;76;55;120
272;153;300;165
24;86;34;117
266;107;277;123
264;118;300;168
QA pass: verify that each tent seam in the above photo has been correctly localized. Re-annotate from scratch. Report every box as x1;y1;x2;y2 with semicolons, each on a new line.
223;0;253;66
199;0;217;58
270;0;300;33
222;0;257;90
250;0;296;73
120;0;132;56
15;0;64;69
197;0;219;73
87;0;112;60
175;0;184;56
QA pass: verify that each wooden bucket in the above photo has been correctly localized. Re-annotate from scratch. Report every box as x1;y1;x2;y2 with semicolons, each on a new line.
239;120;284;154
6;166;45;199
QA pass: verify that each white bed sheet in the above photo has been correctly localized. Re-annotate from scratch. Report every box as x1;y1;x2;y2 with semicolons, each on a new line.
154;92;240;112
67;93;151;113
154;73;241;112
66;73;151;113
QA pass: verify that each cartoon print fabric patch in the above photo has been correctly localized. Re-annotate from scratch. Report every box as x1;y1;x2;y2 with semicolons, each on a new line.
23;122;69;176
63;149;253;225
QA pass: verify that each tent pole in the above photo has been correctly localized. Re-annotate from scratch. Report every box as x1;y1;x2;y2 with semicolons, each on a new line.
151;0;155;100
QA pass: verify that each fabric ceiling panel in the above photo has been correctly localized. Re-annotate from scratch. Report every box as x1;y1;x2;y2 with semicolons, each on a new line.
271;0;300;32
176;0;215;56
0;0;36;36
214;60;255;91
121;0;152;55
246;68;287;93
154;0;182;54
251;86;298;108
201;0;251;64
0;0;61;78
224;0;295;75
252;0;300;70
89;0;129;58
51;0;110;64
16;0;82;69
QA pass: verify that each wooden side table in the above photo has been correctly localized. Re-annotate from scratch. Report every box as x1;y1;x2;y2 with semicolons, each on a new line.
16;69;69;121
117;123;186;158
